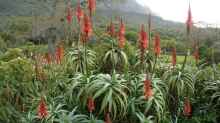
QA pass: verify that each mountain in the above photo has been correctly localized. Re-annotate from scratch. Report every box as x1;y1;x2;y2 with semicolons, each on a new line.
97;0;151;14
0;0;188;41
0;0;183;26
0;0;219;50
0;0;55;16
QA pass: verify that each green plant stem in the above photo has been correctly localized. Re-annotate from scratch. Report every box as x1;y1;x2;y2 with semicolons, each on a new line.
181;49;189;72
140;49;144;73
84;41;88;76
152;55;158;75
111;40;116;74
77;26;81;48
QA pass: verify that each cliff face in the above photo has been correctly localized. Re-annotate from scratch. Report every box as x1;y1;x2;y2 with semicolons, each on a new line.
97;0;151;14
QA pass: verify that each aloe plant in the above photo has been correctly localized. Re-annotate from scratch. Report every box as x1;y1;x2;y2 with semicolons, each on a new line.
67;47;96;73
163;66;194;122
85;71;129;120
103;38;128;73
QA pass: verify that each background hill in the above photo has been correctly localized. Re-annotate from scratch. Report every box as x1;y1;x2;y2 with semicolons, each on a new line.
0;0;219;48
0;0;185;38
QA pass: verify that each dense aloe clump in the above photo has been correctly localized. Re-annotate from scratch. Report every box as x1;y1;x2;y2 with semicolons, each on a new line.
0;0;220;123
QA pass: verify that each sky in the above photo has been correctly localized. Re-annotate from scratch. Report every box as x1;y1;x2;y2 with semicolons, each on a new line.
136;0;220;25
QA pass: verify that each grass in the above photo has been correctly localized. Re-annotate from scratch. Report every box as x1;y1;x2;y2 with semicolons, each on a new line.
161;54;195;64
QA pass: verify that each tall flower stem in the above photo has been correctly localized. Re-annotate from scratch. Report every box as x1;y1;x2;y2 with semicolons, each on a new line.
111;39;116;74
77;24;81;48
83;41;88;76
152;55;158;75
181;50;189;72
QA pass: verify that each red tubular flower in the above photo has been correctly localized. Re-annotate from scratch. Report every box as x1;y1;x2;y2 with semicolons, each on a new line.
139;24;148;50
144;79;153;99
45;53;52;64
154;33;161;56
183;97;192;117
66;1;73;24
88;0;96;17
107;20;115;37
55;45;64;64
186;4;193;34
193;46;199;64
118;19;126;48
172;47;177;66
76;0;84;23
105;113;112;123
38;97;48;119
87;97;95;113
82;14;93;41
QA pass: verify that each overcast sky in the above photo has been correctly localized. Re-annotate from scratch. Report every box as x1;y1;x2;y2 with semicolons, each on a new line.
136;0;220;25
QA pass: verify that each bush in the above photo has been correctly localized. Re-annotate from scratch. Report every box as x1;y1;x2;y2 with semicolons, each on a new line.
125;31;138;43
0;48;24;62
0;36;7;53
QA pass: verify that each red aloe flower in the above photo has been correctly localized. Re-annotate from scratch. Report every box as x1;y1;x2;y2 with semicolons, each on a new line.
183;97;192;117
55;45;64;64
144;79;153;99
38;97;48;119
172;47;177;66
139;24;148;50
87;97;95;113
186;4;193;34
45;53;52;64
105;113;112;123
66;1;73;24
76;0;84;23
87;0;96;17
107;20;115;37
154;33;161;56
118;19;126;48
193;46;199;64
82;14;93;41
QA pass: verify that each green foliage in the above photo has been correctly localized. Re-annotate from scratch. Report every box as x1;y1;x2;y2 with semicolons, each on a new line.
67;46;96;73
125;30;138;43
86;72;129;120
0;36;7;53
1;3;220;122
102;39;128;73
0;48;24;62
0;57;33;82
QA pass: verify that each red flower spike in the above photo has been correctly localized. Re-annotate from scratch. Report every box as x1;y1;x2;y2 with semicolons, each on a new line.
154;33;161;56
144;79;153;99
76;0;84;23
172;47;177;66
183;97;192;117
193;46;199;64
82;14;93;41
139;24;148;50
118;19;126;48
66;1;73;24
87;97;95;113
55;45;64;64
88;0;96;17
38;97;48;119
107;21;115;37
186;4;193;34
105;113;112;123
